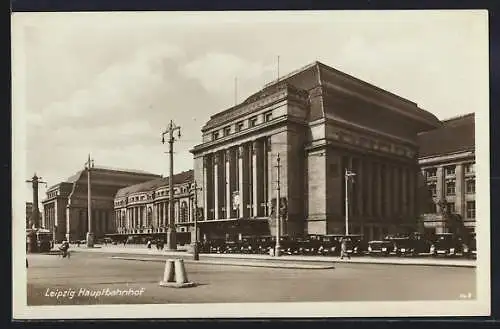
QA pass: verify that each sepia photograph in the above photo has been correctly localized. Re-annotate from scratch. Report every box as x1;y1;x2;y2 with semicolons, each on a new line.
11;10;490;319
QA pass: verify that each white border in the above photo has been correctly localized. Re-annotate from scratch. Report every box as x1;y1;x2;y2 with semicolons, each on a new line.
11;10;491;319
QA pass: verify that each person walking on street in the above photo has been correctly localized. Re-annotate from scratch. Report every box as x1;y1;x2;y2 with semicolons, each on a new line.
340;237;351;260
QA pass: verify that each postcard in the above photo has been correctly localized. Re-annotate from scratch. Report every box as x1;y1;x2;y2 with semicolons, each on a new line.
12;10;490;319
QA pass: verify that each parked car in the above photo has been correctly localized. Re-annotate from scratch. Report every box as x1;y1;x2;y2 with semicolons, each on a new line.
256;236;274;254
345;234;368;256
367;239;394;256
431;233;466;257
208;238;226;254
317;235;342;256
224;240;239;254
390;235;432;256
463;232;476;259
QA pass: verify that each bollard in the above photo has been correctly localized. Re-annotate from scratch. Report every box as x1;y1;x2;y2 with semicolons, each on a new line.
159;258;196;288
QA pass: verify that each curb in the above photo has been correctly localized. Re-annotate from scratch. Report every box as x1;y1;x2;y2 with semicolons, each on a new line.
110;256;336;270
71;249;476;268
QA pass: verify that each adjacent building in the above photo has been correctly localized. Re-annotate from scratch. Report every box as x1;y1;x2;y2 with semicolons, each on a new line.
112;170;195;244
42;167;161;242
26;202;33;229
417;113;475;235
190;61;442;241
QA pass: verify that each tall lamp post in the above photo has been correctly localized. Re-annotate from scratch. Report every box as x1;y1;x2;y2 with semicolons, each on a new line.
85;155;95;248
192;181;202;260
275;153;281;257
344;169;356;236
161;120;181;251
26;174;47;253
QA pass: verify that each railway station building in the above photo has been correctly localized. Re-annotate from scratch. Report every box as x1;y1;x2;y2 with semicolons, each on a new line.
42;167;161;242
417;113;476;235
190;61;442;241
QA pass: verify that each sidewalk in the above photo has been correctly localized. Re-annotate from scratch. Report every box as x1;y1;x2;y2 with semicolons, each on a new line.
110;256;335;269
67;244;476;268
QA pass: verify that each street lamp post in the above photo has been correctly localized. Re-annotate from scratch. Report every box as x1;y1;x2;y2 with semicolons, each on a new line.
192;181;202;261
85;154;95;248
344;169;356;236
275;153;281;257
161;120;181;251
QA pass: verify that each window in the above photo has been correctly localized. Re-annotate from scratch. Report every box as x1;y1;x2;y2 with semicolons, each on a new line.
265;111;273;122
465;163;475;174
212;131;219;140
446;180;456;196
466;179;475;194
425;168;437;179
445;165;456;176
235;121;244;132
223;126;231;136
428;183;437;197
266;137;272;151
446;202;455;214
466;201;475;219
249;116;257;128
180;202;188;223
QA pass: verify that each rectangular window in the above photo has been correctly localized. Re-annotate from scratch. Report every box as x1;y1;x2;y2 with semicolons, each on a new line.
265;111;273;122
428;183;437;197
465;163;475;174
223;126;231;136
445;165;456;176
249;116;257;128
235;121;244;132
466;201;476;219
466;179;475;194
266;137;272;152
446;180;456;196
425;168;437;179
212;131;219;140
446;202;455;214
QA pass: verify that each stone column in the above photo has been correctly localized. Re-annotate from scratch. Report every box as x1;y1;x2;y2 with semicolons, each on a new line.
375;162;382;217
214;153;220;220
356;158;363;216
203;157;209;221
54;199;58;236
455;164;464;217
238;145;246;218
252;140;259;217
436;166;444;213
365;160;373;217
401;167;408;216
409;168;416;219
135;207;139;228
384;164;392;217
393;166;400;216
225;149;232;219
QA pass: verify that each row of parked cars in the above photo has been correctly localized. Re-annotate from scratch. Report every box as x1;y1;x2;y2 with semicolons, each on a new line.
197;232;476;259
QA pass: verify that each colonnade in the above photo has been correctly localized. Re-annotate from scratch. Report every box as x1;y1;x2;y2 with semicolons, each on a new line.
343;155;417;219
202;137;272;221
114;197;194;232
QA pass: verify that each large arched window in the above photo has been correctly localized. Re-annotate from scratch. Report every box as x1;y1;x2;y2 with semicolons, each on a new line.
181;201;188;223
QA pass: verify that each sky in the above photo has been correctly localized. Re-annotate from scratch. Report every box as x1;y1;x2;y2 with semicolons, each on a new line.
12;10;488;207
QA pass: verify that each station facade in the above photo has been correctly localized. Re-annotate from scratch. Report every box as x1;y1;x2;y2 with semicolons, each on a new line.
417;113;475;235
190;61;442;241
112;170;195;244
42;167;161;242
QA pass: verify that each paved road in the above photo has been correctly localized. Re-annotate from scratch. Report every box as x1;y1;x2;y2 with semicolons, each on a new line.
27;252;476;305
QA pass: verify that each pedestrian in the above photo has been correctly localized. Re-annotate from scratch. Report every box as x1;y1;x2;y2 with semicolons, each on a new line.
77;240;80;248
123;239;127;247
147;240;152;249
340;238;351;260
